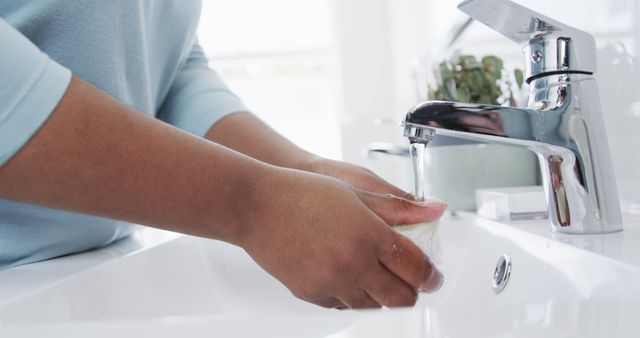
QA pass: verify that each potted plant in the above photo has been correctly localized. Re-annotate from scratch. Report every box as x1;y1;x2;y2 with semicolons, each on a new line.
428;52;524;106
420;52;537;211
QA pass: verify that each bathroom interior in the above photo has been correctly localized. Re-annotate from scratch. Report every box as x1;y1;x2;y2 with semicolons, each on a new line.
1;0;640;337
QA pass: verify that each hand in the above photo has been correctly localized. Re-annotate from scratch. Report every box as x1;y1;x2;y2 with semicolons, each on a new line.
238;167;445;309
303;157;445;208
205;112;445;209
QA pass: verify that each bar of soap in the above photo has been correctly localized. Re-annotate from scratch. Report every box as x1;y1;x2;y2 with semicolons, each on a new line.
476;186;547;222
393;221;442;265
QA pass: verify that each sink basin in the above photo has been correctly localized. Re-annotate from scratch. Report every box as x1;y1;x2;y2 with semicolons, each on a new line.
1;213;640;337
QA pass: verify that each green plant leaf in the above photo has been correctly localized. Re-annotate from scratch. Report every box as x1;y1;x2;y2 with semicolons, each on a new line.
481;55;504;76
442;77;457;101
479;92;495;105
514;68;524;89
429;53;519;106
467;69;484;93
459;55;482;71
438;61;454;85
457;84;471;103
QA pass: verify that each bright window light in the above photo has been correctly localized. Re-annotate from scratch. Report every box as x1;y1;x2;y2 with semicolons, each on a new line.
197;0;342;160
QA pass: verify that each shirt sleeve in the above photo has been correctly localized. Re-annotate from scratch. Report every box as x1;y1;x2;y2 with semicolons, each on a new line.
0;19;72;167
157;42;248;137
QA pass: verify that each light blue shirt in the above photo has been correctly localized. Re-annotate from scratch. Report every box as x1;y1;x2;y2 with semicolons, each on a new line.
0;1;247;269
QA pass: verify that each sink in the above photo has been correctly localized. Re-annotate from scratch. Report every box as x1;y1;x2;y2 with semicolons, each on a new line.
1;213;640;337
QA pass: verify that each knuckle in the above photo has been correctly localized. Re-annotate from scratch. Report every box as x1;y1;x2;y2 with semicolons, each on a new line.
344;290;381;309
374;280;395;298
388;289;418;307
291;286;316;302
355;299;381;309
314;301;333;309
291;275;334;302
315;297;343;309
291;290;312;302
386;196;413;224
329;252;359;277
388;193;410;208
369;273;418;307
399;196;414;210
402;192;416;201
318;271;342;293
349;297;368;309
334;244;376;277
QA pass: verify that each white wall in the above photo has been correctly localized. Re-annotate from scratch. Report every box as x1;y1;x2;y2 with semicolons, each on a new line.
331;0;437;184
198;0;342;160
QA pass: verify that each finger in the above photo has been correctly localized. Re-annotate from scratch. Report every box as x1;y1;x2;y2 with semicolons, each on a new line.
358;190;447;225
336;288;382;309
356;172;411;198
308;297;348;309
377;232;443;293
361;265;418;307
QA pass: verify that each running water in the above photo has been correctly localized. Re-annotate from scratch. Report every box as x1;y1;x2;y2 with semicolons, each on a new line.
409;142;427;201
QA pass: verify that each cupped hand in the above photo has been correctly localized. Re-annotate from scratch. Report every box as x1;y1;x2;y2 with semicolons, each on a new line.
302;156;448;222
303;157;411;198
238;167;445;309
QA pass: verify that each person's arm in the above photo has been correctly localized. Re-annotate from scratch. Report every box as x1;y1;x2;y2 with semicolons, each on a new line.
157;42;429;200
205;111;432;199
0;76;262;243
0;75;443;308
0;22;444;309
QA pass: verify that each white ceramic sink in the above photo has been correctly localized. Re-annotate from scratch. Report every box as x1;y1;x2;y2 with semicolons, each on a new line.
1;213;640;337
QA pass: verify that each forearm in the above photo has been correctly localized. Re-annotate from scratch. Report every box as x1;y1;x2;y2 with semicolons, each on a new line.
205;112;415;197
205;112;319;171
0;77;445;307
0;76;271;244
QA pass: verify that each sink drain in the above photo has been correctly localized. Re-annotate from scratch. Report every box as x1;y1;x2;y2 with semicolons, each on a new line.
492;254;512;294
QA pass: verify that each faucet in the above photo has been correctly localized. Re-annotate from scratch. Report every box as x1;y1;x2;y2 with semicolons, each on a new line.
402;0;622;234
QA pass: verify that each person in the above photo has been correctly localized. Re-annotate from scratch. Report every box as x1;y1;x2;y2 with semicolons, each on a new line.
0;1;446;309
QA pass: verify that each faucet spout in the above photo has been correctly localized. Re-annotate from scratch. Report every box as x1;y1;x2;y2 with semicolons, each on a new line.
402;0;622;234
403;74;622;233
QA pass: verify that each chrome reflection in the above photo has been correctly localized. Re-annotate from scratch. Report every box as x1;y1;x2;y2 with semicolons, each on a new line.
402;0;622;234
493;254;512;294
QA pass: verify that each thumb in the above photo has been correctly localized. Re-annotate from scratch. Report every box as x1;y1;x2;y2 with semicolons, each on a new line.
358;190;447;225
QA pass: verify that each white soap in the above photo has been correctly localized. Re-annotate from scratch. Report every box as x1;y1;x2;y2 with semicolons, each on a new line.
394;221;443;265
476;186;547;222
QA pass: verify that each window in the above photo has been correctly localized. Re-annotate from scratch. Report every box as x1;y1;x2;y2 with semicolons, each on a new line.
197;0;342;159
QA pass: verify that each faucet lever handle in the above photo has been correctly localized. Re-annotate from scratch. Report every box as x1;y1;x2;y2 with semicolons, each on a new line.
458;0;597;80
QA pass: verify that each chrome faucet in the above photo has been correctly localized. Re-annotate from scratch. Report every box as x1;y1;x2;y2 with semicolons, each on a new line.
402;0;622;234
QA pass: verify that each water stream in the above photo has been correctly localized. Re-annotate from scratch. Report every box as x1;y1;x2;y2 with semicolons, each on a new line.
409;142;427;201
